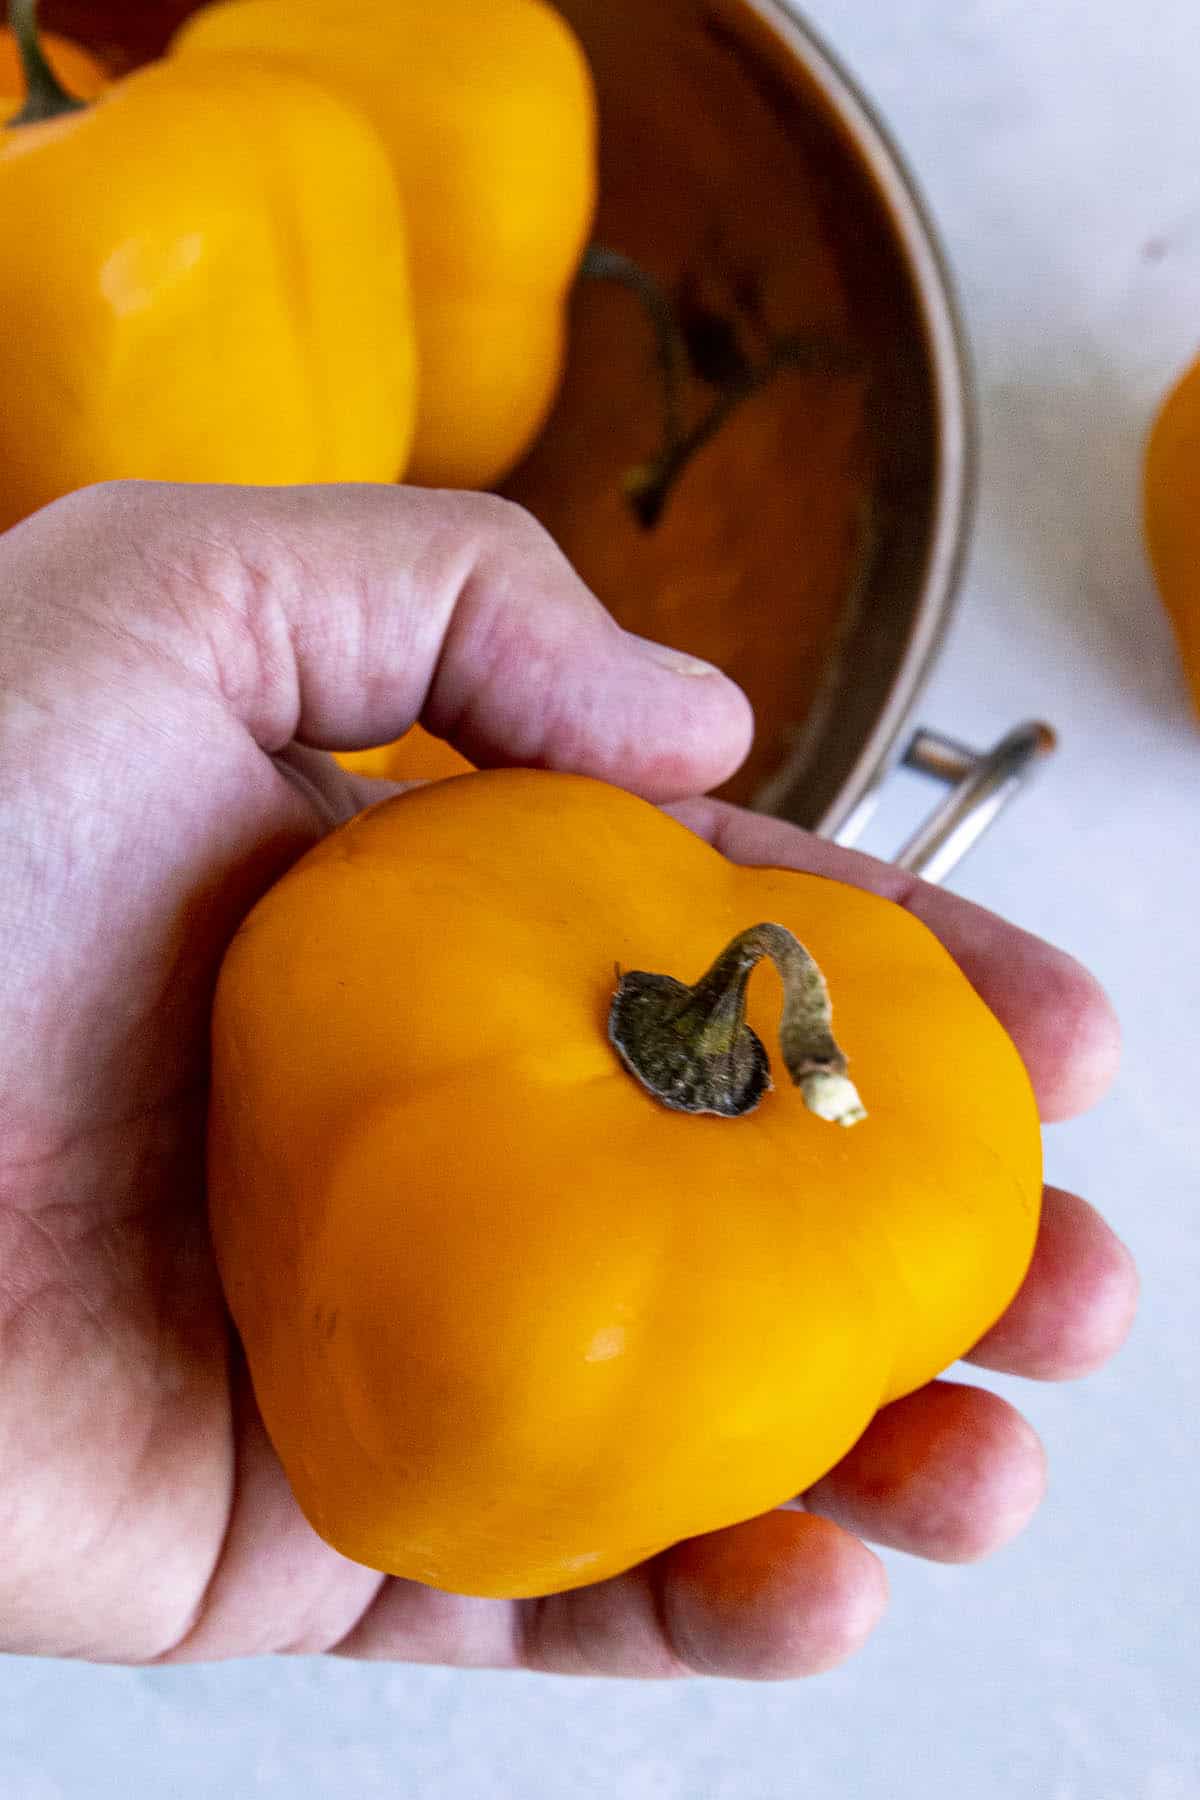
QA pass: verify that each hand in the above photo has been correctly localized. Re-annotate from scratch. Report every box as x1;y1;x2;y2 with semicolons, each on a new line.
0;481;1135;1676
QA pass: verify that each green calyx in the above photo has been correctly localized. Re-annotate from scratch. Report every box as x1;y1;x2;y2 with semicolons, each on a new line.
7;0;88;129
609;921;867;1125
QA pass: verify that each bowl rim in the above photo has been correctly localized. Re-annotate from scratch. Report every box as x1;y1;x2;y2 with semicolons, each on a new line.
742;0;977;835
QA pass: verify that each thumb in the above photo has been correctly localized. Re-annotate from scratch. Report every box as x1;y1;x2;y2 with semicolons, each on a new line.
27;481;753;802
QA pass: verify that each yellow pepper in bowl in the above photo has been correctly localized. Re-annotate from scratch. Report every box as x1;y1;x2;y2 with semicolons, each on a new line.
173;0;597;488
0;1;417;531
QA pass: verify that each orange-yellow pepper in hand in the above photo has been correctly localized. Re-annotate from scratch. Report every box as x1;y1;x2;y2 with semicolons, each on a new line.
0;1;417;531
174;0;597;488
209;770;1042;1599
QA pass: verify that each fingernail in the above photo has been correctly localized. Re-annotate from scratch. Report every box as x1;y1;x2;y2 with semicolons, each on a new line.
629;633;723;678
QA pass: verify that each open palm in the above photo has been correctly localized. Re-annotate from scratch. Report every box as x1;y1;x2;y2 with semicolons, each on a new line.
0;482;1135;1675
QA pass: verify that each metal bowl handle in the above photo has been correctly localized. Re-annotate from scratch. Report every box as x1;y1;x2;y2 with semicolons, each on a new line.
833;721;1057;884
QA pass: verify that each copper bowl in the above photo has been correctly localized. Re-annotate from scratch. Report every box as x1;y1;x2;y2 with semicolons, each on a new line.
48;0;1045;870
503;0;975;838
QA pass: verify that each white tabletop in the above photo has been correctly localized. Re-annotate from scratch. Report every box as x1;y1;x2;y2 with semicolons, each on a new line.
5;2;1197;1794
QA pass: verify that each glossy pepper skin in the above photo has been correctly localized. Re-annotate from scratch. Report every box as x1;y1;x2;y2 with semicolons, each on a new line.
0;49;417;530
209;771;1043;1600
173;0;597;489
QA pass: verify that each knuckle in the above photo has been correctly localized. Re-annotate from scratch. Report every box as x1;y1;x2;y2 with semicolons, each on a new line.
467;491;555;556
44;478;154;534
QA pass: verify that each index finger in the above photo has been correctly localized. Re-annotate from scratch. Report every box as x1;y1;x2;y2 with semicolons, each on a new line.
669;797;1120;1123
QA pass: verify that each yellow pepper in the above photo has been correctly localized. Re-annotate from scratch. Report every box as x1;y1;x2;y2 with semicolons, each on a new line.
1144;350;1200;716
173;0;597;489
335;725;474;786
209;770;1042;1598
0;3;417;532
